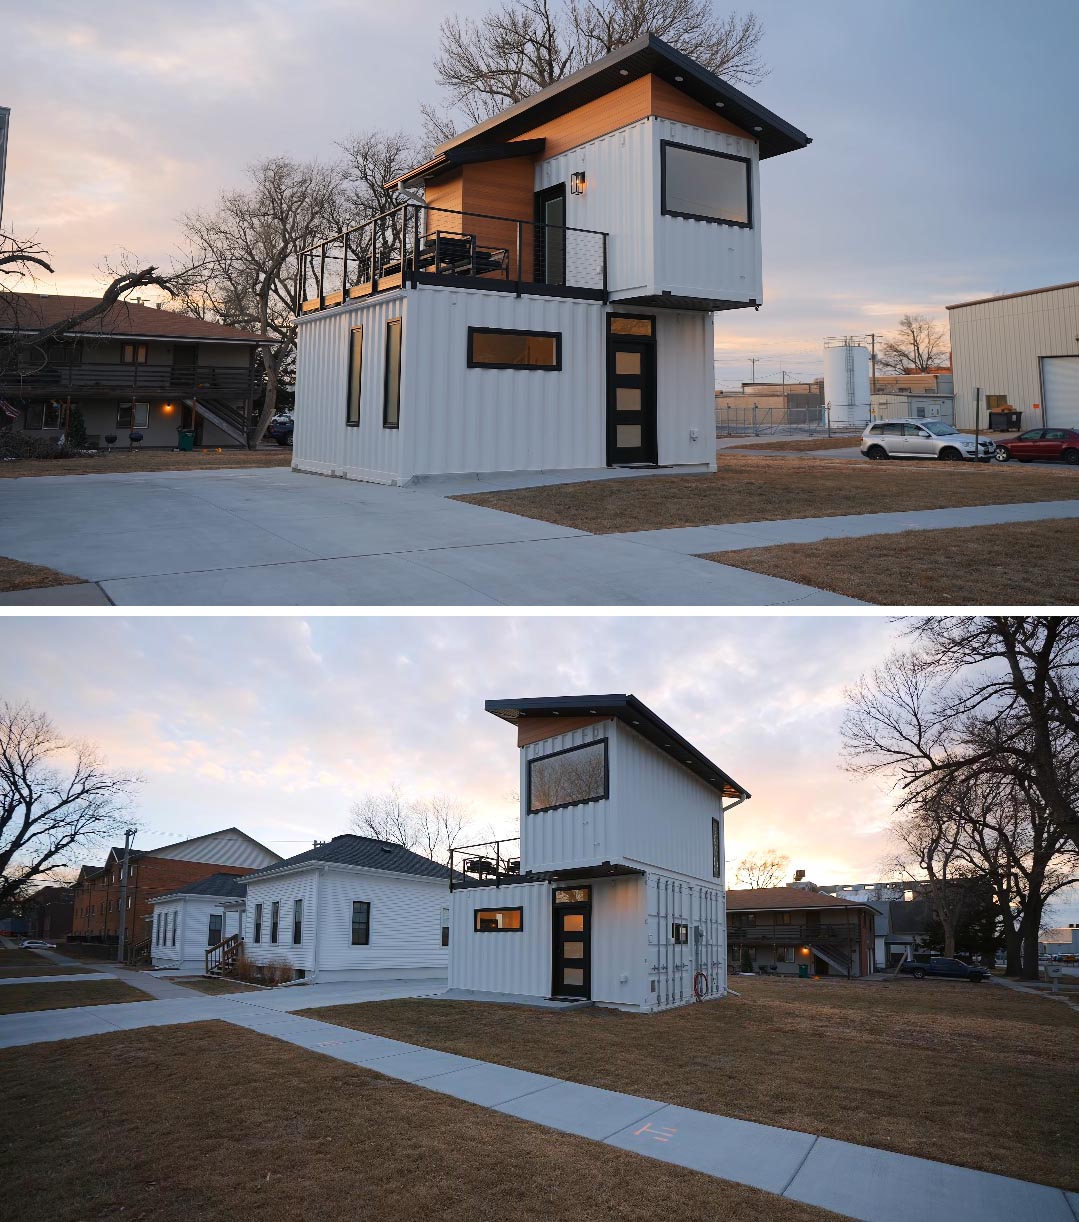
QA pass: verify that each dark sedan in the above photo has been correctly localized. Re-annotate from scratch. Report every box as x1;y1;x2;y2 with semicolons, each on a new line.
993;427;1079;465
266;413;294;446
899;956;989;982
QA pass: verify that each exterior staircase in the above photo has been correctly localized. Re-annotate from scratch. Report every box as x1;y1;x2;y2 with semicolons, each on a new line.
124;937;151;967
184;396;249;446
810;941;855;977
205;933;243;977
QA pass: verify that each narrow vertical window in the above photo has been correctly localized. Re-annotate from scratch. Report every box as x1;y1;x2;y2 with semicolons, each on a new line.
154;911;160;946
382;318;402;428
712;818;722;878
208;913;223;946
270;901;280;944
293;899;303;945
441;907;450;947
352;900;371;946
253;903;263;944
170;911;176;947
346;325;363;426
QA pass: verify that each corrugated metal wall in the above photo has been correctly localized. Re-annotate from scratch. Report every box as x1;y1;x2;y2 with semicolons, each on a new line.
645;871;726;1010
654;308;716;468
651;118;762;305
949;285;1079;428
590;874;647;1007
449;882;550;996
293;291;410;484
521;721;617;873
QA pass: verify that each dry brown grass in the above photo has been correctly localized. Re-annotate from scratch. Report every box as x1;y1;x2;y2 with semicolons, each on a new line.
0;965;94;979
705;518;1079;605
171;976;263;995
0;1022;839;1222
0;555;84;592
307;975;1079;1191
456;453;1079;533
0;449;291;479
0;978;150;1014
729;437;864;452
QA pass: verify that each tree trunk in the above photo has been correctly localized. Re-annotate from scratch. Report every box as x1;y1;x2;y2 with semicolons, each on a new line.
942;919;956;959
1002;923;1022;975
1020;922;1042;980
248;357;279;449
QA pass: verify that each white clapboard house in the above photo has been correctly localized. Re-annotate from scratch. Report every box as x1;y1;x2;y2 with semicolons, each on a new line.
234;836;452;983
149;873;249;974
449;694;749;1011
292;34;809;484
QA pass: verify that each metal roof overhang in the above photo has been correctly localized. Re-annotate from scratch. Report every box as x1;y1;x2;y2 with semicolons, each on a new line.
522;862;645;884
431;33;809;162
485;693;749;801
389;139;548;190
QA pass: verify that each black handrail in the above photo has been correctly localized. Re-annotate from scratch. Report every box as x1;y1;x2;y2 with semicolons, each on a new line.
448;836;522;892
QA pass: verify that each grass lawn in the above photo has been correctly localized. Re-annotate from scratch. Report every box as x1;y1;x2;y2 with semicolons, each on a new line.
0;1022;838;1222
171;976;264;996
0;965;94;979
0;448;291;479
0;555;84;593
729;436;863;452
704;517;1079;605
306;976;1079;1191
456;453;1079;533
0;979;150;1014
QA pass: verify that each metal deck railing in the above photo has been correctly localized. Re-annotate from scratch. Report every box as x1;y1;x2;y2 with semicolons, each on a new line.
448;837;522;892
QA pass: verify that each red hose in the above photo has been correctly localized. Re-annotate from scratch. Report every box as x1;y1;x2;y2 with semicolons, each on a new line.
693;970;709;1000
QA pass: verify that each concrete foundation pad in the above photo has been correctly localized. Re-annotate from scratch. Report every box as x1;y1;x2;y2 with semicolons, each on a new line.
495;1079;665;1140
604;1103;817;1196
785;1135;1075;1222
417;1061;556;1107
435;988;592;1010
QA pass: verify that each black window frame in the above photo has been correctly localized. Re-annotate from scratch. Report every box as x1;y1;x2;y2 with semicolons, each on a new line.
466;326;563;371
253;902;263;944
607;314;655;340
527;737;609;815
473;906;524;932
170;910;176;947
292;898;303;946
270;900;280;945
208;913;223;947
711;817;722;878
346;325;364;427
660;139;753;230
351;899;371;946
672;922;689;944
382;318;402;429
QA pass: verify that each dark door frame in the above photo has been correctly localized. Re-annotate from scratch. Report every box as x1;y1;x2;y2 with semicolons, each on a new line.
606;326;658;466
534;183;567;286
551;887;592;1000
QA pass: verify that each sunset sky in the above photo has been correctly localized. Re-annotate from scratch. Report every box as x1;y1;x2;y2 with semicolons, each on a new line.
4;614;1076;923
3;0;1077;386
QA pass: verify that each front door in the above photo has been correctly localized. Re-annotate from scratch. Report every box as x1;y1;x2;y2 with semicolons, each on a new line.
534;184;566;286
552;892;591;999
607;338;657;465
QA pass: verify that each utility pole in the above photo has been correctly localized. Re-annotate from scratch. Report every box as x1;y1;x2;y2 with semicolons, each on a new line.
749;357;758;383
116;827;137;964
868;333;878;394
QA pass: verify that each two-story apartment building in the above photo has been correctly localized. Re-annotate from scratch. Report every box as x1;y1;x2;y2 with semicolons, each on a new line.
70;828;281;953
0;294;272;447
292;34;810;484
449;694;748;1012
727;887;876;978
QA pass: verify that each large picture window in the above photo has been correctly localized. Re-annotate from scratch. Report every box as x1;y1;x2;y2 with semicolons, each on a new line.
383;318;402;428
528;739;608;814
346;325;364;426
661;141;752;228
474;907;523;932
352;900;371;946
467;327;562;371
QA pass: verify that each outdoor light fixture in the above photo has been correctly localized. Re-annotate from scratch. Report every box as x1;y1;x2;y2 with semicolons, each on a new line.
715;101;725;108
674;75;683;82
619;68;629;76
162;403;174;414
570;171;587;195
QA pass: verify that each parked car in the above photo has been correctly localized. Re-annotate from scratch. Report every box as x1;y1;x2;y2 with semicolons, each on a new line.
899;956;989;982
266;413;294;446
861;419;995;462
20;939;56;949
992;427;1079;465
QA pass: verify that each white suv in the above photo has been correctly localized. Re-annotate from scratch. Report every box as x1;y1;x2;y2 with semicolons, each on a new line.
861;419;995;462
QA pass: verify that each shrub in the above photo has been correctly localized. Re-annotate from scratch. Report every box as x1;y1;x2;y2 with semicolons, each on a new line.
226;949;295;987
740;948;753;974
67;406;88;449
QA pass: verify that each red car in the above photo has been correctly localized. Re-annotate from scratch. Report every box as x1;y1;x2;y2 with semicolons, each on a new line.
993;427;1079;465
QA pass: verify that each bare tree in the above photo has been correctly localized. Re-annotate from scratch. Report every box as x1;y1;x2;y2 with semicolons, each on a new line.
733;849;789;888
338;129;424;221
0;703;139;910
349;785;471;865
427;0;766;140
177;156;344;447
876;313;950;374
0;231;54;281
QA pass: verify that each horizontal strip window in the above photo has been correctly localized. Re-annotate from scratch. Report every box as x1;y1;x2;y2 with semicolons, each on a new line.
474;907;523;932
467;327;562;371
661;140;752;228
608;314;655;339
528;738;608;814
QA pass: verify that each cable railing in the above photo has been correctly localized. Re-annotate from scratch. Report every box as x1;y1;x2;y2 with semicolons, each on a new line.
448;837;522;892
297;204;608;313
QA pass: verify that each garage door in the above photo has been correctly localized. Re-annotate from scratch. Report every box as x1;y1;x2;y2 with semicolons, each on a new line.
1042;356;1079;429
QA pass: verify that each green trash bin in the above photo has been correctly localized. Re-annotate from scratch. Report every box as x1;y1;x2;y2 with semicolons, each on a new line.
177;429;195;452
798;964;810;979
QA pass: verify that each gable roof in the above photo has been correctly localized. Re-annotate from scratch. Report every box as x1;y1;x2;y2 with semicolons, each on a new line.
0;294;272;344
150;872;248;902
726;887;872;912
245;835;453;882
485;693;748;800
429;34;810;164
104;827;281;869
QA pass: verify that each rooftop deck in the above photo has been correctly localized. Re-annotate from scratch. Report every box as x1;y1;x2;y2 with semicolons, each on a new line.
297;203;609;316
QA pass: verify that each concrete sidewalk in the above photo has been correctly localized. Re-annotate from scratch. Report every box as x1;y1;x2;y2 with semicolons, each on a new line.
0;989;1074;1222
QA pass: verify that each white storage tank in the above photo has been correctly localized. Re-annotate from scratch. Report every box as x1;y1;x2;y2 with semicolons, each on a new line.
824;337;872;426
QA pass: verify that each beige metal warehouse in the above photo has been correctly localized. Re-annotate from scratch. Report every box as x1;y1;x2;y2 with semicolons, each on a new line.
948;281;1079;431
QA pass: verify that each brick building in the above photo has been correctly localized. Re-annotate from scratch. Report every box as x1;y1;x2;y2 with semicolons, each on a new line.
70;828;281;951
23;885;75;941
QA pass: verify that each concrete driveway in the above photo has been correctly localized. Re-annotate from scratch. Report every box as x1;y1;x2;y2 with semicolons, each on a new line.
0;466;861;607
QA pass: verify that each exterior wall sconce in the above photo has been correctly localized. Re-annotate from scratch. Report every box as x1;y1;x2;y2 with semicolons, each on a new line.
570;171;587;195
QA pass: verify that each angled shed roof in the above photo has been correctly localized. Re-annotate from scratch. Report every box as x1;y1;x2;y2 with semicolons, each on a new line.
245;835;453;882
485;693;749;800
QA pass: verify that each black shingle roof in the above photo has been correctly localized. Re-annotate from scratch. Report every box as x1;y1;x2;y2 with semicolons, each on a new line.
248;836;452;882
158;873;248;900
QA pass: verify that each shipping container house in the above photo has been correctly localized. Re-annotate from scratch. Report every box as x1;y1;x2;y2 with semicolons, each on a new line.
292;34;810;484
449;694;749;1012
